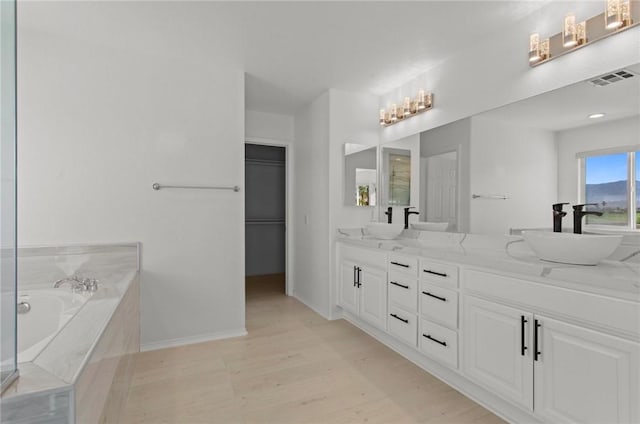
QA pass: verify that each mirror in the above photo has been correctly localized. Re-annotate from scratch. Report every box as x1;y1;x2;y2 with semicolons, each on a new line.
417;62;640;234
383;148;411;206
344;143;377;207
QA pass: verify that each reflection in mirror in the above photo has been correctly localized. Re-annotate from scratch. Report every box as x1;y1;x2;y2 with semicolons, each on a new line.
382;148;411;206
416;63;639;235
344;143;377;207
424;151;458;231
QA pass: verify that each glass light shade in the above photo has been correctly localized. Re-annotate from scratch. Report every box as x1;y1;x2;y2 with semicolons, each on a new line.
529;33;541;63
425;93;433;108
390;104;397;122
379;109;386;125
606;0;623;29
403;97;410;116
563;14;578;47
576;21;586;45
621;0;632;26
417;90;426;110
540;39;550;60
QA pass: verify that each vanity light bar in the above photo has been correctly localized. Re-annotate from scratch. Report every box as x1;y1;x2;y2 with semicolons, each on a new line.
379;91;434;127
529;0;638;67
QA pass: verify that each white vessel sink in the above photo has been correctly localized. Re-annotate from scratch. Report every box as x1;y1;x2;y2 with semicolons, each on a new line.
411;221;449;232
522;231;623;265
365;223;404;240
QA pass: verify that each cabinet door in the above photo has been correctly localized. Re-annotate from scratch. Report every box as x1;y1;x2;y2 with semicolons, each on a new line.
339;261;359;316
534;316;639;424
359;267;387;330
462;295;533;410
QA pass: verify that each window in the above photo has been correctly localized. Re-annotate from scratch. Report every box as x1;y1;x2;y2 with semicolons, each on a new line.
579;147;639;230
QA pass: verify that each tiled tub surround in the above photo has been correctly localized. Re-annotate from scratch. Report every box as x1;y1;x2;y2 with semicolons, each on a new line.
336;230;640;423
0;243;140;424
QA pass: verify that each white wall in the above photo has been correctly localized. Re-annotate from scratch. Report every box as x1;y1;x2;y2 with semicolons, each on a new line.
379;3;640;144
245;110;294;142
293;92;331;318
18;27;246;349
469;116;557;234
420;118;471;232
557;116;640;205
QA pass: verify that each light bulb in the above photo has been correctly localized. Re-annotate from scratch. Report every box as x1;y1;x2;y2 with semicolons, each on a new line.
563;14;578;48
529;33;541;63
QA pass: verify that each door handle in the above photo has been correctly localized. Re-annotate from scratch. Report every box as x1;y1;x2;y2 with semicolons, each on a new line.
534;319;541;361
357;267;361;288
521;316;528;356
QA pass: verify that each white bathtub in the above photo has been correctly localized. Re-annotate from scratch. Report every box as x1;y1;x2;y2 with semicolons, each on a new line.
17;289;89;363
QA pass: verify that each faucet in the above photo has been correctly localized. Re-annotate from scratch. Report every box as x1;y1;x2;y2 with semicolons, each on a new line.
53;276;99;292
384;206;393;224
552;203;569;233
404;207;420;229
572;204;603;234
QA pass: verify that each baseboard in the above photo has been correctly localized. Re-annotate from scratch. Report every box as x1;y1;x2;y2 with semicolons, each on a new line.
140;328;248;352
292;292;331;320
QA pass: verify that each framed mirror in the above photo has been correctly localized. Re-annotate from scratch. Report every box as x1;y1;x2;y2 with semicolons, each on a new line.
344;143;377;207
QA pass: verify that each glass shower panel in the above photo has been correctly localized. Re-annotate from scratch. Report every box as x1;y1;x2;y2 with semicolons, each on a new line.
0;0;18;392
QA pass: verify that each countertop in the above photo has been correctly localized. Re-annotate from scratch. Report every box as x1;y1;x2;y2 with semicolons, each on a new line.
338;233;640;303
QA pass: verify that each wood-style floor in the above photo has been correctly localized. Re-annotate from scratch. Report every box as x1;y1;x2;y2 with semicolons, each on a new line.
119;274;504;424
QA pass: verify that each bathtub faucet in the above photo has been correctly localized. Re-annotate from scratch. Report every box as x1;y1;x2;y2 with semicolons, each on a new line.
53;276;99;292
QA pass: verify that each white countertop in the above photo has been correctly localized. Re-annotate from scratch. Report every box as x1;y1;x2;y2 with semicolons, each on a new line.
338;234;640;303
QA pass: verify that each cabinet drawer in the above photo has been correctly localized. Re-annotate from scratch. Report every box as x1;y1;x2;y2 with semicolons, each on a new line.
420;259;459;287
388;272;418;313
388;305;417;347
419;319;458;369
340;244;388;271
388;254;419;277
420;282;458;329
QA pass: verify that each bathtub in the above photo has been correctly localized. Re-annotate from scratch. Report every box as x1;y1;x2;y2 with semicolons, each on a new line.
17;289;91;363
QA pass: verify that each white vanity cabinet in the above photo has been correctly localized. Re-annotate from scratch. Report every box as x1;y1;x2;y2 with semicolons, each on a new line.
462;270;640;423
338;245;388;331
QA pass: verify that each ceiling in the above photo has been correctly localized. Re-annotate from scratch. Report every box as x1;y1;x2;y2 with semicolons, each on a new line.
19;1;556;115
478;63;640;131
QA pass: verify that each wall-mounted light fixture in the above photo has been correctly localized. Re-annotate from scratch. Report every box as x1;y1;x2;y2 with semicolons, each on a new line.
379;90;433;127
529;0;638;67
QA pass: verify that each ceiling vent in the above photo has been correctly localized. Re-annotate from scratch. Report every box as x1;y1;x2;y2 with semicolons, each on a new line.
588;69;637;87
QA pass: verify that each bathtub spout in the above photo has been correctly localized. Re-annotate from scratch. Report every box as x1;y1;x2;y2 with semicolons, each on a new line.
53;276;99;292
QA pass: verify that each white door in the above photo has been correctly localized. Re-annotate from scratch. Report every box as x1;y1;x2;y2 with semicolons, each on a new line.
359;267;387;330
426;152;457;228
462;295;534;410
339;261;359;316
534;316;639;424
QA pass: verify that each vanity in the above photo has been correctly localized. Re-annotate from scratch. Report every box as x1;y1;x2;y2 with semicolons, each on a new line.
336;234;639;423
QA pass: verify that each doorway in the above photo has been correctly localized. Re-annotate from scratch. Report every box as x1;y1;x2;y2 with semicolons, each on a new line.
245;143;287;299
423;151;458;231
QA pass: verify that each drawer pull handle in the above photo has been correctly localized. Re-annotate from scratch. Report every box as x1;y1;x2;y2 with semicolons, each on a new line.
423;269;448;277
422;291;446;302
390;281;409;289
423;334;447;347
390;261;410;268
390;313;409;324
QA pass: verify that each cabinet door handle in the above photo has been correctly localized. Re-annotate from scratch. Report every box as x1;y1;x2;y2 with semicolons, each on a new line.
422;291;446;302
357;267;361;288
521;316;528;356
390;281;409;289
423;269;448;278
390;261;410;268
422;333;447;347
353;266;357;287
534;319;541;361
390;313;409;324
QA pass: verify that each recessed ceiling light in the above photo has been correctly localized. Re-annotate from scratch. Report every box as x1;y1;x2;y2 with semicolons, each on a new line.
588;113;606;119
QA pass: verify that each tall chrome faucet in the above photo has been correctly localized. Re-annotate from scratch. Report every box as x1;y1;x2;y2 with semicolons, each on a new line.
552;203;569;232
572;204;603;234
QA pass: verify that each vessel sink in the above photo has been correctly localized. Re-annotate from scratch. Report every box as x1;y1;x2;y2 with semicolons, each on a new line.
365;223;404;240
411;221;449;232
522;231;623;265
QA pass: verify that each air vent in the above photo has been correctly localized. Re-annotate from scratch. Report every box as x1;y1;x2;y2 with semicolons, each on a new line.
589;69;637;86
